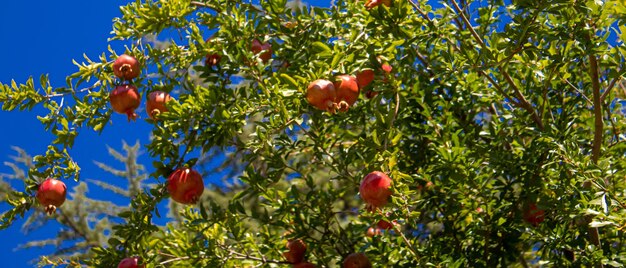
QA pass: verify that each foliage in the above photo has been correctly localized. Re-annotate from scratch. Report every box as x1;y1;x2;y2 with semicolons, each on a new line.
2;0;626;266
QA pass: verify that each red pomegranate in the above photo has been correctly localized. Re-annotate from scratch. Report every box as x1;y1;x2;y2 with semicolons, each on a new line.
359;171;392;208
293;262;317;268
205;53;221;67
523;202;545;226
343;253;372;268
356;69;375;88
283;239;307;264
365;0;391;9
381;63;393;73
146;91;172;120
251;39;272;63
36;178;67;215
334;75;360;112
117;256;144;268
167;168;205;205
366;227;382;237
376;219;395;230
110;84;141;121
113;54;141;80
306;79;337;112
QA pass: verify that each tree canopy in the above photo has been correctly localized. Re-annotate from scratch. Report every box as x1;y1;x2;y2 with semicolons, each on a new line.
2;0;626;267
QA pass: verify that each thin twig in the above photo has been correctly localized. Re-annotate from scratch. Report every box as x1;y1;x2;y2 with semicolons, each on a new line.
600;74;622;102
383;90;401;151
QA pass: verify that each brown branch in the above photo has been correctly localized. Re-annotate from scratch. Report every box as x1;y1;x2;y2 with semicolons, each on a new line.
451;0;543;130
450;0;487;51
600;75;622;102
502;71;544;130
407;0;433;24
590;55;603;163
588;45;605;267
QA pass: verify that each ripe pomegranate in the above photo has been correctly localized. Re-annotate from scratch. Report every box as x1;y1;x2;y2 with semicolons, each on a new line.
365;0;391;9
251;39;272;63
117;256;144;268
167;168;205;205
366;227;382;237
36;178;67;215
376;219;395;230
110;84;141;121
307;79;337;112
343;253;372;268
113;54;141;80
523;202;545;226
334;75;360;112
381;63;392;73
146;91;172;120
205;53;221;67
359;171;392;208
356;69;375;88
283;239;307;264
293;262;317;268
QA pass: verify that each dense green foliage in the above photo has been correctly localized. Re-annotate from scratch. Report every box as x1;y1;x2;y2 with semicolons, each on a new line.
3;0;626;266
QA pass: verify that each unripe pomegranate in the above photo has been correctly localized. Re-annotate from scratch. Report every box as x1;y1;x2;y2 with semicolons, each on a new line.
36;178;67;215
167;168;205;205
306;79;337;113
523;202;545;226
356;69;375;88
283;239;307;264
359;171;392;208
110;84;141;121
343;253;372;268
118;256;144;268
293;262;317;268
113;54;141;80
365;0;391;9
146;91;173;120
251;39;272;63
334;75;359;112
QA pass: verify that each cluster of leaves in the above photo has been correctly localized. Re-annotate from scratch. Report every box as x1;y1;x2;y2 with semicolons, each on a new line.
2;0;626;266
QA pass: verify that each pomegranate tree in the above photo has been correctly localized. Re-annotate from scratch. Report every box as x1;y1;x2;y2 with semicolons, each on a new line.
167;168;205;205
359;171;392;208
36;178;67;215
146;91;172;120
334;75;360;112
251;39;272;63
112;54;141;80
306;79;337;112
283;239;307;264
117;256;144;268
343;253;372;268
110;84;141;121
